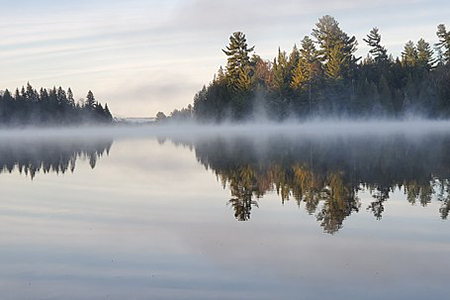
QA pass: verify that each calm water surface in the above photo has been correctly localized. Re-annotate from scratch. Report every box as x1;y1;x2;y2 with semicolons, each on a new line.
0;124;449;300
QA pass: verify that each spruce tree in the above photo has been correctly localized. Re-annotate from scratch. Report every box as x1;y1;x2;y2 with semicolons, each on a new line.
67;88;75;107
26;82;38;102
57;87;67;106
104;104;113;121
85;90;96;110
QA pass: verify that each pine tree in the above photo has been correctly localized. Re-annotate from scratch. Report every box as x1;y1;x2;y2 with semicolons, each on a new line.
402;41;418;67
363;27;388;63
312;15;358;79
325;44;345;80
291;61;309;90
436;24;450;64
222;32;255;89
236;65;254;92
300;36;319;65
402;41;418;66
416;38;434;69
291;37;319;90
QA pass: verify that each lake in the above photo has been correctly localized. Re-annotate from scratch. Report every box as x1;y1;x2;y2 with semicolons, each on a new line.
0;122;449;300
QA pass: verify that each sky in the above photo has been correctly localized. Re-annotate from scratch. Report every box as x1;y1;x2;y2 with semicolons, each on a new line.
1;0;449;117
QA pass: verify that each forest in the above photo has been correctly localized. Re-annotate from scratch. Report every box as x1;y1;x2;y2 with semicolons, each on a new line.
0;83;113;126
163;15;450;122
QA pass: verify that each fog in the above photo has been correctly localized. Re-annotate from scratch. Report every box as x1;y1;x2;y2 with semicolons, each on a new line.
1;119;450;140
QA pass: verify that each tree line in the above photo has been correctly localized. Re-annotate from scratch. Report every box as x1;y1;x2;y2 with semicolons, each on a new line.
179;15;450;121
0;83;113;126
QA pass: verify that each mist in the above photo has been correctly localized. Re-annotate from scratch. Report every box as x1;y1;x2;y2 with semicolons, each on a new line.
2;118;450;139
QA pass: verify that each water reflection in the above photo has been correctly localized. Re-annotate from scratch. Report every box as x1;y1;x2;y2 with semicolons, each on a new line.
0;137;113;179
165;133;450;233
1;130;449;233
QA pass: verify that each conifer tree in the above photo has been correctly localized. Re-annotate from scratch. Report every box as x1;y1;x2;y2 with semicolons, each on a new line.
57;87;67;106
104;104;113;121
236;65;254;92
416;39;434;69
39;88;49;103
272;48;290;93
222;32;255;89
291;37;319;90
216;66;225;83
85;90;96;110
288;44;300;74
325;44;345;80
363;27;388;63
312;15;358;79
67;88;75;107
26;82;38;102
436;24;450;64
0;83;113;125
291;36;318;90
402;41;418;66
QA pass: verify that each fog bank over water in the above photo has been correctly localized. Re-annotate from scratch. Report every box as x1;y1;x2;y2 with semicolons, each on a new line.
1;119;450;139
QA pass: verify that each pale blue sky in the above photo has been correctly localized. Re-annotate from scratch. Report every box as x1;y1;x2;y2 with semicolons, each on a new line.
1;0;449;117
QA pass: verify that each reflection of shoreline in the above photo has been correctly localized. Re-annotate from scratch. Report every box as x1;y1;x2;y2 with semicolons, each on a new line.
0;138;113;179
167;133;450;233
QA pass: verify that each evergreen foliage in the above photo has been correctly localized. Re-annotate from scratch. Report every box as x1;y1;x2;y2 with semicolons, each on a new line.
364;27;388;63
0;84;113;126
436;24;450;64
190;16;450;121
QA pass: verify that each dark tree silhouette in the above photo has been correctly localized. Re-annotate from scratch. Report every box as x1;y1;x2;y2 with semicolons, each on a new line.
0;84;114;126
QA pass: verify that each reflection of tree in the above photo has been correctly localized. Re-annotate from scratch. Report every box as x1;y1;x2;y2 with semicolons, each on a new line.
225;166;260;221
436;180;450;219
170;133;450;233
367;186;390;220
317;172;360;234
0;138;113;179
